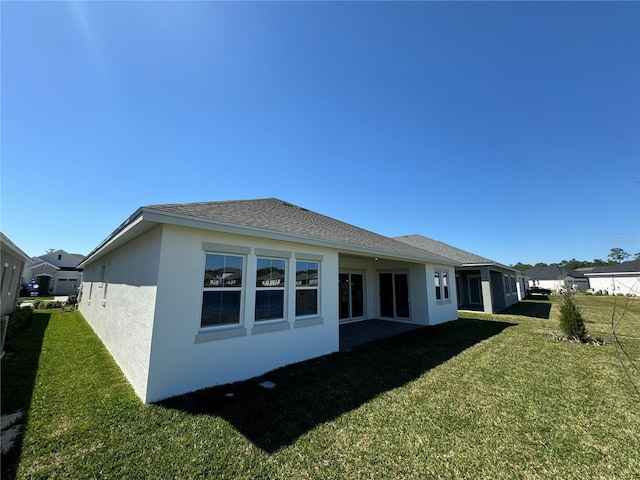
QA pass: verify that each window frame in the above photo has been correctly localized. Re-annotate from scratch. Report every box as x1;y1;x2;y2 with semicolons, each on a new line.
434;269;451;303
295;259;320;318
200;252;246;328
254;256;287;322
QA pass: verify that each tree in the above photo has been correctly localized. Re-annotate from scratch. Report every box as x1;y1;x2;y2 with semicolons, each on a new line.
558;289;587;340
635;252;640;260
608;248;630;264
511;262;532;271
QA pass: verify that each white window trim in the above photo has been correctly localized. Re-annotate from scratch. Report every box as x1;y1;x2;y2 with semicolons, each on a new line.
434;269;451;304
294;258;321;320
254;256;287;323
200;250;247;330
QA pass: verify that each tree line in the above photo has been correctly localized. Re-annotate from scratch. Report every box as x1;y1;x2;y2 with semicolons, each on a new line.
512;248;639;271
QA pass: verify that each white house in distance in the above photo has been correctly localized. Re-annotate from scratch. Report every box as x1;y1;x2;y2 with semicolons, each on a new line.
23;249;84;296
77;198;460;403
523;266;589;292
1;232;31;316
395;234;526;314
583;259;640;296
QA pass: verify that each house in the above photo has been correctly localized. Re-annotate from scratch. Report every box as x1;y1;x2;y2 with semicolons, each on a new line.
582;259;640;296
1;232;31;316
77;198;460;403
522;266;589;292
23;249;84;296
395;234;526;314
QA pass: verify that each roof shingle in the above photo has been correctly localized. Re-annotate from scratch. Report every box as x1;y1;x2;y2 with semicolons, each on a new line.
147;198;457;264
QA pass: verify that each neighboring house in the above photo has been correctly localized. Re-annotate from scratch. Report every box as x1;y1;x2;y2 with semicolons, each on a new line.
77;198;460;403
395;234;526;314
1;233;31;316
523;266;589;292
23;249;84;296
583;259;640;296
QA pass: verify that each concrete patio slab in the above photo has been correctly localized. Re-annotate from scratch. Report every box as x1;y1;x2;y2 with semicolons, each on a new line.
339;319;424;351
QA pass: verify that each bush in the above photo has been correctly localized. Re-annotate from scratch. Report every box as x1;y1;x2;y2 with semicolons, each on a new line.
558;291;588;340
5;307;34;341
32;299;64;309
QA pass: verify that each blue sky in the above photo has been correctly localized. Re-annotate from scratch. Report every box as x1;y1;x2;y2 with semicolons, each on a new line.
2;1;639;266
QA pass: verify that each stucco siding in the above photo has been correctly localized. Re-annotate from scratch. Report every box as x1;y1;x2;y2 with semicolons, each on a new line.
78;225;162;401
145;225;340;403
588;275;640;296
1;249;27;316
425;263;459;325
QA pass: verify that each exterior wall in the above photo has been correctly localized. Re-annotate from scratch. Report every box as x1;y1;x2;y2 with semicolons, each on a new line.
530;279;563;291
78;226;163;401
490;271;506;312
516;275;527;300
424;263;459;325
144;225;341;403
1;248;27;316
587;275;640;296
529;277;589;292
481;267;492;314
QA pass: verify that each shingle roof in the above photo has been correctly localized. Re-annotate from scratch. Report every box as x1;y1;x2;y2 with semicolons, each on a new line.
584;259;640;274
147;198;457;264
394;234;496;265
522;266;586;280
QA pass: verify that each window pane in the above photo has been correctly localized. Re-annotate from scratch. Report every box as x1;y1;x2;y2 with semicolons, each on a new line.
296;261;318;286
256;258;286;288
442;272;449;299
296;289;318;316
204;254;243;288
434;272;442;300
201;291;241;326
255;290;284;321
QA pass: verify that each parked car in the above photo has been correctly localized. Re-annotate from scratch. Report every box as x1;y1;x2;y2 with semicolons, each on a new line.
528;286;552;296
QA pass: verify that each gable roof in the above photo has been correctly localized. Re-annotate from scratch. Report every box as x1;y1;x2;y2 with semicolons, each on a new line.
81;198;459;267
394;234;517;272
522;265;586;280
1;232;31;262
583;259;640;275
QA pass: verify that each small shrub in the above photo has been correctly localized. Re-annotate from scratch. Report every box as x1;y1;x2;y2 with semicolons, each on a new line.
32;299;63;309
5;307;34;341
558;290;588;341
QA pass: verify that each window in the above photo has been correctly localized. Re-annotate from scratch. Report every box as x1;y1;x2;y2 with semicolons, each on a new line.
255;257;286;321
504;275;510;295
442;271;449;299
201;253;244;327
296;260;319;317
1;263;8;294
434;270;450;302
510;276;517;294
8;266;16;295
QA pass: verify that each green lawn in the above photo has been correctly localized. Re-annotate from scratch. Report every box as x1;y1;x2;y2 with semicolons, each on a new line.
2;296;639;479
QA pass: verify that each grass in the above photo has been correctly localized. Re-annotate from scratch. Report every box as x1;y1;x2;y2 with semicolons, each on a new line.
2;297;639;479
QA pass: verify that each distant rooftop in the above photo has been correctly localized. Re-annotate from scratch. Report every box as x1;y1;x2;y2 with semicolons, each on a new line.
394;234;514;270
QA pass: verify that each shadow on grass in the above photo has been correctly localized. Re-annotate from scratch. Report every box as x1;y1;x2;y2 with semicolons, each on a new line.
499;299;552;319
159;317;514;454
1;311;51;480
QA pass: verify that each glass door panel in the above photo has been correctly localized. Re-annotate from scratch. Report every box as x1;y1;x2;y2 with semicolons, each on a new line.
351;274;364;318
379;273;394;318
394;274;410;318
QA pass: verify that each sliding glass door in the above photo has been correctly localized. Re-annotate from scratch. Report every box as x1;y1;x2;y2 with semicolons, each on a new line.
339;272;365;321
379;272;410;319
